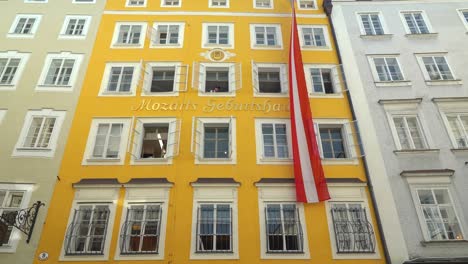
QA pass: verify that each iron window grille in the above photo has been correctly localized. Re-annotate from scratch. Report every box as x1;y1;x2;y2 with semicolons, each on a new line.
120;204;162;254
196;204;232;253
330;204;376;253
265;204;303;253
64;205;110;256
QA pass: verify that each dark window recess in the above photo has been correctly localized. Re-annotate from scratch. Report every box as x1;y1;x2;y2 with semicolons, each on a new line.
150;68;175;92
141;124;169;158
205;68;229;93
259;70;281;93
319;127;346;158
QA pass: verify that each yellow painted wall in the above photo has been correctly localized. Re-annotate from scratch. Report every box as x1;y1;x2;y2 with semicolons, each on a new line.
33;0;385;263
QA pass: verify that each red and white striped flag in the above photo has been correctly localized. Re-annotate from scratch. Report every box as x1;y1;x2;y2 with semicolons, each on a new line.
288;4;330;203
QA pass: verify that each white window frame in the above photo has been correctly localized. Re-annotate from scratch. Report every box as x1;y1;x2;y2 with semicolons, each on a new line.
0;109;6;125
253;0;273;9
58;15;92;40
141;62;184;96
304;64;343;97
367;55;409;86
255;183;310;259
252;62;288;97
126;0;147;7
434;99;468;149
190;182;239;259
99;63;140;96
356;12;388;36
415;53;458;84
457;9;468;31
60;186;119;261
296;0;317;10
82;118;132;165
115;184;172;260
130;117;179;165
0;51;30;91
36;52;83;92
12;109;66;158
191;117;237;164
111;22;147;49
149;22;185;48
250;24;283;50
202;23;234;49
0;183;33;253
72;0;96;3
298;25;331;50
24;0;47;2
8;14;42;38
254;119;292;164
325;184;380;259
160;0;181;7
209;0;229;8
193;62;240;97
399;10;434;35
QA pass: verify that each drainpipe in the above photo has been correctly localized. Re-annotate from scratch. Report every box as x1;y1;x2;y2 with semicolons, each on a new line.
323;1;392;264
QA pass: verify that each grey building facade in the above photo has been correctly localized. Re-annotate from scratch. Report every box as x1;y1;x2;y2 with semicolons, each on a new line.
330;0;468;263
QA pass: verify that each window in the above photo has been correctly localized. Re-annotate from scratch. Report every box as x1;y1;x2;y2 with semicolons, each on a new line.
37;52;83;91
305;65;342;95
299;25;330;49
416;55;455;81
250;24;283;49
190;180;239;259
141;62;188;94
150;23;185;48
8;14;42;37
112;23;147;48
369;56;405;82
256;183;310;259
59;16;91;39
100;63;139;96
0;51;29;90
202;23;234;49
0;184;33;253
297;0;316;10
13;109;66;157
314;120;360;160
192;117;236;164
401;11;431;34
130;118;180;164
192;62;241;95
319;127;347;158
392;115;427;150
83;118;131;165
161;0;181;7
126;0;146;7
444;113;468;149
255;119;292;163
254;0;272;8
458;9;468;29
358;13;385;35
210;0;228;8
252;63;288;95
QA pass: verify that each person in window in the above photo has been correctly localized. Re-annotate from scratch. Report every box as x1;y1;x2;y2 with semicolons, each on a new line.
210;87;221;93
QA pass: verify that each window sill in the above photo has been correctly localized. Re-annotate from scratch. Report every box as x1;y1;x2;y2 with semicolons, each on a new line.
322;158;359;165
195;157;236;165
131;158;172;165
258;158;293;164
83;158;123;165
203;44;234;49
254;92;288;98
111;43;144;49
100;91;135;96
58;34;87;40
425;79;462;86
36;85;73;92
0;84;16;91
309;93;343;98
7;33;35;39
252;45;283;50
450;148;468;153
301;45;332;51
198;91;235;97
394;149;440;154
420;240;468;247
141;91;179;97
150;44;182;49
375;80;412;87
115;253;163;261
359;34;393;40
12;147;55;158
16;147;52;152
190;251;239;260
405;32;438;38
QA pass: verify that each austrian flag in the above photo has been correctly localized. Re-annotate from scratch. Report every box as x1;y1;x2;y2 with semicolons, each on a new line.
288;6;330;203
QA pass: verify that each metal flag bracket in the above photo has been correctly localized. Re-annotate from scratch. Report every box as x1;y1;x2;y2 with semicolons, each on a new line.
0;201;45;244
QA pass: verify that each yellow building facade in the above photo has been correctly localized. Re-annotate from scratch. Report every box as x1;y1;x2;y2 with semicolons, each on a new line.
34;0;387;263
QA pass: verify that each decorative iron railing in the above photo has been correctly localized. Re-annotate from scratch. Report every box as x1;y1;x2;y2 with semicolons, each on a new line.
0;201;44;244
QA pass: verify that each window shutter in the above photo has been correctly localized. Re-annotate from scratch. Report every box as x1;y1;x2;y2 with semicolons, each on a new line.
251;60;259;93
192;62;205;91
165;119;181;158
332;64;345;94
129;118;143;159
196;206;202;251
314;122;323;158
345;120;364;158
175;64;189;92
146;25;157;44
191;117;203;158
228;116;234;158
230;63;242;91
280;64;289;94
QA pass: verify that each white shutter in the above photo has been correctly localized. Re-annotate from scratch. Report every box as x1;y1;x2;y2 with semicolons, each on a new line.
146;25;157;45
280;64;289;94
229;63;242;91
165;119;181;158
314;122;323;158
191;117;204;158
228;116;234;158
251;60;259;93
192;62;205;91
129;118;144;159
345;120;364;158
137;60;152;93
333;64;347;93
175;64;189;92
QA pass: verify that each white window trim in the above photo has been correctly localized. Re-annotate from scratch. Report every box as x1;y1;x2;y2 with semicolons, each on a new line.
434;99;468;149
304;64;343;98
195;62;239;97
72;0;96;4
12;109;66;158
192;117;237;164
114;185;171;260
130;117;177;165
0;51;30;91
0;183;34;253
314;119;359;165
457;9;468;31
160;0;182;7
149;22;185;49
254;118;292;164
415;53;460;85
325;183;380;259
0;109;6;125
255;183;310;259
58;15;92;40
298;25;331;50
36;52;83;92
201;23;235;49
367;55;410;87
82;118;132;165
99;62;140;96
24;0;48;4
296;0;318;10
252;62;288;97
141;62;182;96
355;12;390;36
111;22;147;49
8;14;42;38
126;0;147;7
190;183;239;259
209;0;229;8
399;10;435;35
253;0;273;9
59;187;119;261
250;24;283;50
